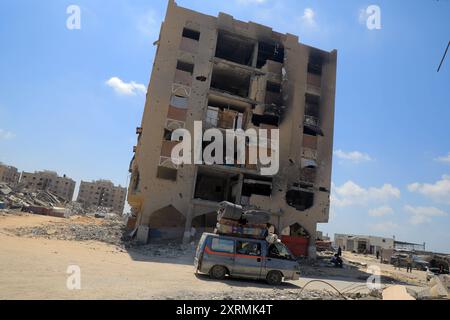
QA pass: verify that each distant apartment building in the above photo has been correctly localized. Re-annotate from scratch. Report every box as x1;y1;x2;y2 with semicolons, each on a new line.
127;1;337;256
77;180;127;214
0;163;20;185
20;170;76;201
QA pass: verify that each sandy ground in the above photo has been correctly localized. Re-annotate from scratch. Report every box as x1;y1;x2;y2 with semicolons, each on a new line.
0;213;428;300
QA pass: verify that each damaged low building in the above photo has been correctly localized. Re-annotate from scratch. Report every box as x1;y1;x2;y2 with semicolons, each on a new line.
334;234;395;255
127;0;337;257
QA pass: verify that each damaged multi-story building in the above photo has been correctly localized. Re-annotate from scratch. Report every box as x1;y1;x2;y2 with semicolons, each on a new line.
0;163;20;185
77;180;127;214
128;0;337;257
20;170;76;201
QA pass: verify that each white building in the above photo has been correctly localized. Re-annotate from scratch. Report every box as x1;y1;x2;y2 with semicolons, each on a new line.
334;233;394;255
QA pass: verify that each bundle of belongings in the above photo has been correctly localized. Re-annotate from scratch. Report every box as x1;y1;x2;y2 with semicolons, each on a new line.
215;201;272;240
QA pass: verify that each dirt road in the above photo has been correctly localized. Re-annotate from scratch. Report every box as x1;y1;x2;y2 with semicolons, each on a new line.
0;213;427;300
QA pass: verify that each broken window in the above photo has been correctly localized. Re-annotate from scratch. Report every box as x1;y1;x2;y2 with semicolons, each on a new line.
308;53;323;75
176;61;194;74
194;169;239;203
286;189;314;211
205;106;219;127
299;167;317;184
205;96;249;129
191;212;218;230
215;32;255;66
170;95;189;109
257;41;284;68
251;113;279;127
265;81;283;106
303;93;322;136
182;28;200;41
163;129;173;141
305;94;319;117
241;176;272;197
157;166;177;181
266;82;281;93
210;64;251;98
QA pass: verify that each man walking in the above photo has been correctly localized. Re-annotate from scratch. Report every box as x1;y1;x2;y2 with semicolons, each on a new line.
406;254;413;273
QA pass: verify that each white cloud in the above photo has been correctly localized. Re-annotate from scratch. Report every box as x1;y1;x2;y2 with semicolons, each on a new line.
408;175;450;204
334;149;373;163
369;206;394;217
370;221;398;233
106;77;147;96
0;129;15;140
404;205;447;225
435;152;450;163
301;8;316;26
332;181;400;207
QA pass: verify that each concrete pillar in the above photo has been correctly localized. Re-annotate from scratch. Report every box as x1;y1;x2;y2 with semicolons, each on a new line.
182;204;194;244
235;174;244;204
252;42;259;68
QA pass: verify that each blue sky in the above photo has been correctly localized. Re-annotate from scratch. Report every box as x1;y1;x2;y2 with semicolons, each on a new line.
0;0;449;253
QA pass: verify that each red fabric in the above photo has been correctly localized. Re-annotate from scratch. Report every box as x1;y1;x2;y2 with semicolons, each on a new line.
281;236;309;257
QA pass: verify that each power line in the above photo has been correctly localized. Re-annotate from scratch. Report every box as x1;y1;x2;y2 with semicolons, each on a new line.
437;41;450;72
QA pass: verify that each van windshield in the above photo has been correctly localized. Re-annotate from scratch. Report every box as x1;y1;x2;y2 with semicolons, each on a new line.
268;243;293;260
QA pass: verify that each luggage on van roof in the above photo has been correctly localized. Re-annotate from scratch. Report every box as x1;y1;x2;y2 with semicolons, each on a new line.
217;201;243;221
241;210;271;225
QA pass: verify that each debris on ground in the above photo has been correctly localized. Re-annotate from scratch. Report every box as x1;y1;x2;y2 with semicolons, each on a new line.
161;288;380;300
415;275;450;300
5;215;127;246
127;242;196;259
3;212;195;259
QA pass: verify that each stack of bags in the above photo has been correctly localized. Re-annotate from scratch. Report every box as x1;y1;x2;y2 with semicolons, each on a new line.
215;201;271;240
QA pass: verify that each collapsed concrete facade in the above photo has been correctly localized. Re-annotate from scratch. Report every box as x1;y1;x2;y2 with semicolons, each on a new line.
127;0;337;257
20;170;76;201
77;180;127;214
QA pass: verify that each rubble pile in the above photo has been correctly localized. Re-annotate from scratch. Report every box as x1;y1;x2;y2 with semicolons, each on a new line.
0;182;123;217
65;201;85;215
5;214;194;258
6;217;127;246
0;182;66;209
162;288;380;300
127;242;196;259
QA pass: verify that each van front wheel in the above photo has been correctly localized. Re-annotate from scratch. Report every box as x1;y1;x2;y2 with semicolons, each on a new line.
266;271;283;286
210;265;227;280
